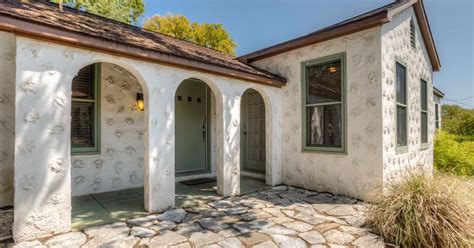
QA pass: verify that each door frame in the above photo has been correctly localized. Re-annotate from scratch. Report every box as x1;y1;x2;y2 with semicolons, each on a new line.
175;80;212;177
240;89;266;175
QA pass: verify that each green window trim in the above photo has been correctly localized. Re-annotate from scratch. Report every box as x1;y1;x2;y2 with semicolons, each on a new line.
395;58;408;154
71;63;101;155
420;78;429;148
301;53;347;154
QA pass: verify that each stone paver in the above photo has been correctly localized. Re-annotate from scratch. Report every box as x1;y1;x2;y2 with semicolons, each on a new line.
271;234;307;248
12;185;385;248
189;231;224;246
324;229;355;245
156;208;187;223
130;226;156;238
146;231;187;246
298;230;326;244
44;232;87;248
149;220;177;232
282;221;313;232
237;232;271;246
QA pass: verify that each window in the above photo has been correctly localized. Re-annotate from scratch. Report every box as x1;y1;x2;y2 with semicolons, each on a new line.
410;19;416;49
396;61;408;150
420;79;428;145
71;64;100;154
435;103;440;129
302;53;346;153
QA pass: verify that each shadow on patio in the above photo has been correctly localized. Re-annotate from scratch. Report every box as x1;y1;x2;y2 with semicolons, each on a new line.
72;176;267;230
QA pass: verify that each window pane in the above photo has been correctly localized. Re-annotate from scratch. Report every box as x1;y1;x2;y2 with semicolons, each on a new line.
306;104;342;147
306;60;342;104
420;79;427;111
397;106;407;147
421;112;428;143
72;65;95;99
71;101;95;148
396;62;406;104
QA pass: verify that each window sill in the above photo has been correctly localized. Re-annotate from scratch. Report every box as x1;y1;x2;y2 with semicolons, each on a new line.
71;149;100;156
302;146;347;155
396;146;408;154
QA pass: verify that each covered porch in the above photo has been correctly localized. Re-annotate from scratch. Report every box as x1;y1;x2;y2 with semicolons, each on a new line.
72;176;267;230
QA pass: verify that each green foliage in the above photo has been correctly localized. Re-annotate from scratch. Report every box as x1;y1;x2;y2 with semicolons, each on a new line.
434;130;474;176
143;14;237;55
367;170;474;247
441;104;474;136
51;0;145;24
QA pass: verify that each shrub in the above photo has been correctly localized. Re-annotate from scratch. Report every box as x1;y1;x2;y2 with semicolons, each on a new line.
367;170;474;247
434;130;474;176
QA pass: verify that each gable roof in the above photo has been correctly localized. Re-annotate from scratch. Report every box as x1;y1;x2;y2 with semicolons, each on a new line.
0;0;286;87
239;0;441;72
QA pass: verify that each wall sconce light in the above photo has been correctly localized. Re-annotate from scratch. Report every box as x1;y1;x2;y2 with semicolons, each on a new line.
136;93;144;112
328;66;337;73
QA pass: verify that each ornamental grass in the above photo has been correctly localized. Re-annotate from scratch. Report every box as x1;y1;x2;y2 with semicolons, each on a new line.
366;169;474;247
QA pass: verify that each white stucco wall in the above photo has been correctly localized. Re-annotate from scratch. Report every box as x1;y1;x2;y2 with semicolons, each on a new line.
12;36;282;241
71;63;145;196
381;6;434;181
252;28;384;200
0;31;15;208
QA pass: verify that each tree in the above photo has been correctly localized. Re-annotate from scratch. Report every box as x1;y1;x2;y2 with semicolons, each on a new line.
143;14;237;55
51;0;145;24
442;104;474;137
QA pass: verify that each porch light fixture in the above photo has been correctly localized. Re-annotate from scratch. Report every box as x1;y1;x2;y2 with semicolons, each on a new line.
136;93;145;111
328;66;337;73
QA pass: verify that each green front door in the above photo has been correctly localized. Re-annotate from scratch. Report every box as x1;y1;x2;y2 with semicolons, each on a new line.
175;80;209;176
241;89;266;174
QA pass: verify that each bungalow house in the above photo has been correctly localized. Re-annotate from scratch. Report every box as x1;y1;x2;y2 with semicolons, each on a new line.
0;0;442;242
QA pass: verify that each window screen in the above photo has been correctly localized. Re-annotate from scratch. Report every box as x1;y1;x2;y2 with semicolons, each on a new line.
396;62;408;148
421;79;428;144
71;64;99;153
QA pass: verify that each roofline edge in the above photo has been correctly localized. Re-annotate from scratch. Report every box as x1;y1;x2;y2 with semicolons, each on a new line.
0;15;286;87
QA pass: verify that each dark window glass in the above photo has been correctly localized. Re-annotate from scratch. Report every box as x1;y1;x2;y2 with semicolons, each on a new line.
72;65;95;99
307;104;342;147
71;64;98;150
420;79;428;143
396;62;407;148
421;112;428;143
397;106;407;147
421;80;428;111
306;60;342;104
396;63;406;104
71;102;95;147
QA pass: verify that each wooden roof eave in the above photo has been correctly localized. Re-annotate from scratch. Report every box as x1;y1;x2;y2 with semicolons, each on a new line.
0;14;286;87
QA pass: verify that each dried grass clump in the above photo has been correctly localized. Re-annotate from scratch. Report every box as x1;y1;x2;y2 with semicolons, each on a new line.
367;170;474;247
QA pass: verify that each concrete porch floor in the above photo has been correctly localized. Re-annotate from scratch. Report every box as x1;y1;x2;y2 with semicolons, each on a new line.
72;176;267;230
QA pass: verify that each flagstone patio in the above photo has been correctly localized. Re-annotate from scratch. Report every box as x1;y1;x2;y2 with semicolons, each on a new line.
11;184;385;248
72;176;268;230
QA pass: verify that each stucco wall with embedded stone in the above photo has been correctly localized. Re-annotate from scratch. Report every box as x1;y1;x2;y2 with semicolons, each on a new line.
12;36;282;241
0;31;15;208
71;63;145;196
251;28;384;200
381;7;434;181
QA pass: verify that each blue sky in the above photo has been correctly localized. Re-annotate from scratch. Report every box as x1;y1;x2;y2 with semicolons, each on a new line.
141;0;473;108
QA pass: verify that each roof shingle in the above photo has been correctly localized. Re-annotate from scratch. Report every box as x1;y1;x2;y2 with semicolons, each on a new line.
0;0;286;84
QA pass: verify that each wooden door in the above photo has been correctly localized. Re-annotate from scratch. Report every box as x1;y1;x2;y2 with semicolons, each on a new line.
241;89;266;174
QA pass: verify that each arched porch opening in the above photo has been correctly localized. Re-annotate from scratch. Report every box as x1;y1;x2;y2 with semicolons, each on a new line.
239;88;271;192
174;78;220;207
70;62;148;230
